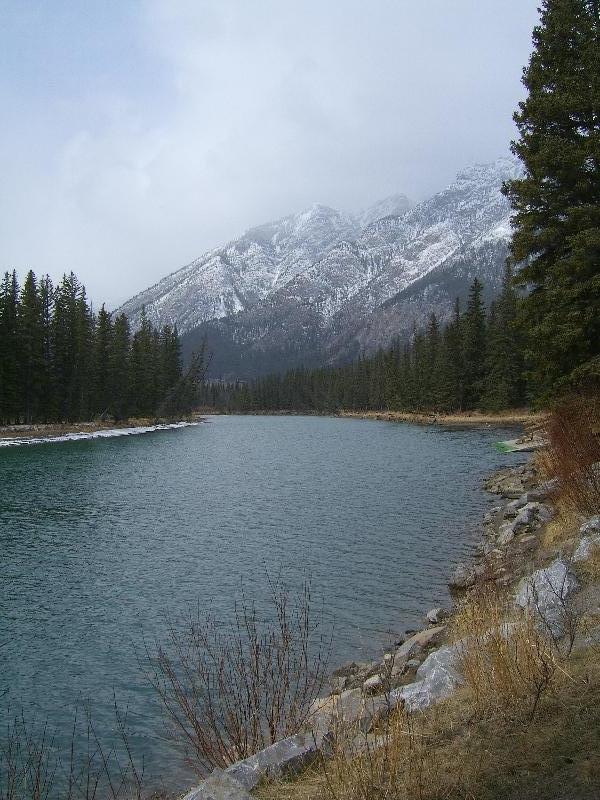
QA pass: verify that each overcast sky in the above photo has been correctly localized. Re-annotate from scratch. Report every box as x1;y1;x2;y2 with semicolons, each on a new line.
0;0;540;307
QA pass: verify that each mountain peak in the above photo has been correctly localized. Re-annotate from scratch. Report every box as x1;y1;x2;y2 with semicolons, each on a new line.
117;156;516;360
358;194;411;229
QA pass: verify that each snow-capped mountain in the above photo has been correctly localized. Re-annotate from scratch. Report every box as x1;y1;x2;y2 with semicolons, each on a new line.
118;204;372;334
118;156;521;378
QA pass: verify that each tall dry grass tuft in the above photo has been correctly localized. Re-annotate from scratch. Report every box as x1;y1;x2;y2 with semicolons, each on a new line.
316;708;459;800
544;395;600;516
450;585;565;722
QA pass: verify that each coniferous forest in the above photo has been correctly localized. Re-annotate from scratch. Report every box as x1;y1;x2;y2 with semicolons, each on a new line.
0;270;199;425
199;270;527;414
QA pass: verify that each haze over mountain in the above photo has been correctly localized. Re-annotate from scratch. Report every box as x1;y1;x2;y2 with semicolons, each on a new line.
118;156;521;378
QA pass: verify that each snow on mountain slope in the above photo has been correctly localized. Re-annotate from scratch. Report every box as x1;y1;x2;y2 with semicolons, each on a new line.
117;203;369;333
119;156;521;377
177;156;521;377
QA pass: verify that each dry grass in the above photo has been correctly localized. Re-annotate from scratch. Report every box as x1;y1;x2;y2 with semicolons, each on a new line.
257;653;600;800
449;585;565;721
577;541;600;583
256;583;600;800
339;409;544;427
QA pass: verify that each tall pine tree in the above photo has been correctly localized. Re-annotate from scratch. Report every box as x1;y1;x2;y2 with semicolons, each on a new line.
503;0;600;397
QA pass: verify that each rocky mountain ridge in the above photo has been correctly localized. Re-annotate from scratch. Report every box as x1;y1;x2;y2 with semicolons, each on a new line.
117;157;521;378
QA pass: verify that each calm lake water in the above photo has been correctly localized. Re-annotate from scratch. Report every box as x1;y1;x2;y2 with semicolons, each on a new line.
0;415;524;789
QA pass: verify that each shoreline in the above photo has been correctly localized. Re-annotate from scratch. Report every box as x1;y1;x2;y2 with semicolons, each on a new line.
337;408;545;428
205;407;545;428
0;416;205;446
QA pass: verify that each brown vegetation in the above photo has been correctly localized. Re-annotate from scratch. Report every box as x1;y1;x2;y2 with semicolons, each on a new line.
145;580;331;776
544;395;600;517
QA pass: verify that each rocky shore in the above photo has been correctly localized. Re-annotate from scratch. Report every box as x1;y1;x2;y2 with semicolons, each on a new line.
181;455;600;800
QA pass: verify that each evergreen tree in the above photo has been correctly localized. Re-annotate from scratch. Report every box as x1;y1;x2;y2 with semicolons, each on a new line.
18;271;44;423
482;264;525;410
39;276;55;421
435;299;464;411
109;313;131;420
130;309;157;417
503;0;600;397
462;278;487;409
0;271;20;424
93;305;114;417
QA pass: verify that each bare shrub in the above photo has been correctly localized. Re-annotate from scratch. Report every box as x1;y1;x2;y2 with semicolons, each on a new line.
0;704;145;800
545;395;600;516
145;579;331;775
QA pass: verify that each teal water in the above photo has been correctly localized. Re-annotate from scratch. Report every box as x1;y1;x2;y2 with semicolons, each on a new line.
0;415;524;789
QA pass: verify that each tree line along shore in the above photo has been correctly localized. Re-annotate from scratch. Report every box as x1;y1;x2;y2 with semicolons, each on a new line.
0;271;204;426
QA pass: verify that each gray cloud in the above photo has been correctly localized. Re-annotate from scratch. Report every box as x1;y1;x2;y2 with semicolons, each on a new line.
0;0;539;307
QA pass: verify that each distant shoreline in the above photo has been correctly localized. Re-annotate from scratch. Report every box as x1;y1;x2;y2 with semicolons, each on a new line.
0;416;205;446
205;407;544;428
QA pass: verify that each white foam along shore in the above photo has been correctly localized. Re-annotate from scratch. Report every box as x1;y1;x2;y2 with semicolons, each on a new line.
0;421;200;448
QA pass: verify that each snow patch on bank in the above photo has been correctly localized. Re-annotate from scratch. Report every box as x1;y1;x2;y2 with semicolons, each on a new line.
0;422;199;448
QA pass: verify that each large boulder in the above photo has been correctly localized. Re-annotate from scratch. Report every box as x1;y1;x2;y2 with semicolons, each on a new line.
395;625;445;658
449;562;484;589
307;688;389;741
514;559;579;637
183;770;252;800
498;502;553;545
573;517;600;562
225;733;321;791
391;639;466;712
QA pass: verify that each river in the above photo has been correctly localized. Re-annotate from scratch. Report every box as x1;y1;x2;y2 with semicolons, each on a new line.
0;415;524;790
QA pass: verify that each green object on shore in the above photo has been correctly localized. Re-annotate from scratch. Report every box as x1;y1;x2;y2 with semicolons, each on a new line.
495;441;514;453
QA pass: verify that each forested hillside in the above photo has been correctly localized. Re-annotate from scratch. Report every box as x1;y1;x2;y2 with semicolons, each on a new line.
0;270;196;425
201;271;526;413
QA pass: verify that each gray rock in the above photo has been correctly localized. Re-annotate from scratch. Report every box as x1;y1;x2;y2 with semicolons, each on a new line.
505;495;528;517
573;624;600;652
573;533;600;563
525;479;559;501
514;559;579;637
498;502;553;546
426;607;448;625
383;652;409;678
449;562;484;589
391;639;466;713
183;770;252;800
498;520;518;546
580;516;600;535
345;732;387;757
225;733;321;791
307;688;389;741
363;674;384;695
332;661;362;679
395;626;446;658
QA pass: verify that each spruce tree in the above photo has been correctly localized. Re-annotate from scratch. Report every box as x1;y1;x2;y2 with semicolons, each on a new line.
0;271;20;424
503;0;600;397
461;278;487;409
108;313;131;420
39;276;55;421
482;264;525;410
93;305;114;417
18;271;44;423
